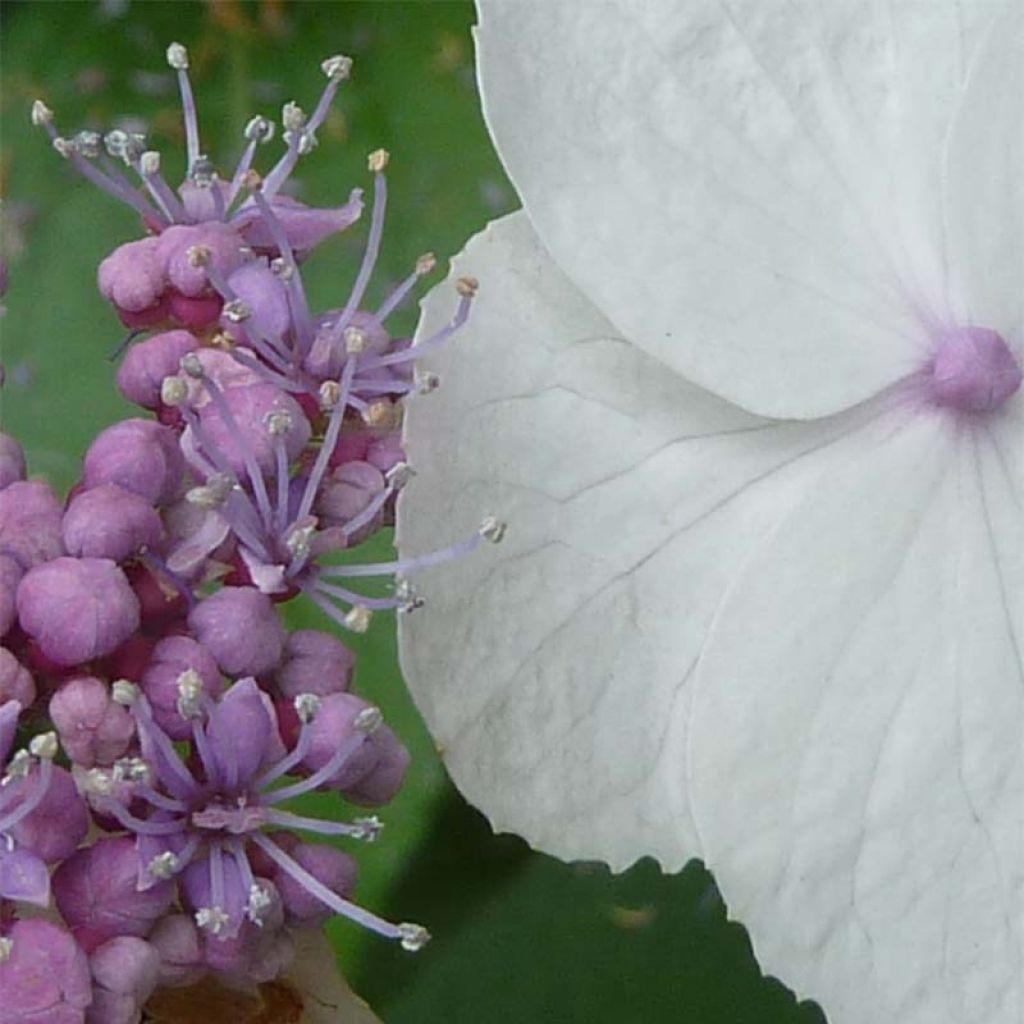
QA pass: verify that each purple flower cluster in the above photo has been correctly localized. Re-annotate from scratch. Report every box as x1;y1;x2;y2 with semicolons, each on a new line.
1;42;500;1023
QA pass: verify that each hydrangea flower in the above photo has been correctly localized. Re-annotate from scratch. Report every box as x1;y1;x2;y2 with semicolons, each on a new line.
397;3;1023;1022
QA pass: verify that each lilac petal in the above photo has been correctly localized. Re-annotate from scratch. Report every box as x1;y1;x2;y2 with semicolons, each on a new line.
237;189;363;256
180;847;248;938
0;843;51;906
205;677;274;790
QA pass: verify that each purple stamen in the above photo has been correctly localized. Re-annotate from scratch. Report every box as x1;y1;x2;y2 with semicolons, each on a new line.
318;531;484;579
263;807;375;839
228;348;312;394
191;716;222;788
167;43;202;174
361;290;473;372
254;723;313;790
312;580;402;612
0;757;52;834
263;729;369;805
99;799;186;837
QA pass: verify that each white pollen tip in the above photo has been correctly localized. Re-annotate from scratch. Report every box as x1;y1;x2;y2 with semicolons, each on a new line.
479;516;507;544
321;54;353;81
223;298;252;323
353;705;383;734
270;256;293;280
82;768;115;797
361;400;400;430
397;923;431;952
0;937;12;963
265;409;294;437
319;380;341;410
52;137;73;159
140;150;161;176
385;462;414;490
166;42;189;70
160;375;189;407
31;99;54;126
29;732;58;760
415;252;437;276
344;606;373;635
148;850;180;880
195;906;230;935
111;680;140;706
352;815;384;842
244;115;275;144
456;275;479;298
343;326;368;354
294;693;322;724
367;148;390;173
179;353;204;379
414;370;440;395
185;245;211;269
282;101;307;133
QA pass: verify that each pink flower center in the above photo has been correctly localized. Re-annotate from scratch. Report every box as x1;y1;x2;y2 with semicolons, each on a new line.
929;327;1022;414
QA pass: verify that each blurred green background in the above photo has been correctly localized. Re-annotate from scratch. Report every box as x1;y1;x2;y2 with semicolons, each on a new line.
0;3;826;1021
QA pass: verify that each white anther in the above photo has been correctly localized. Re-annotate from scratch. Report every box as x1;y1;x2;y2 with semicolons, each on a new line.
319;380;340;410
185;244;210;268
385;461;414;490
148;850;180;879
297;131;318;156
343;606;373;635
166;42;189;70
29;732;58;760
31;99;54;126
367;148;390;173
294;693;322;724
397;923;431;952
321;54;353;81
265;409;294;437
112;757;150;783
286;521;317;559
415;252;437;276
73;130;102;159
479;516;507;544
352;815;383;842
414;369;440;395
111;680;139;706
244;115;275;144
456;275;479;298
269;257;293;281
343;326;368;354
119;133;147;165
175;669;205;719
104;129;128;157
2;750;31;784
361;400;399;429
353;705;383;734
195;906;231;935
395;577;424;614
190;155;215;186
0;937;12;963
82;767;115;797
160;375;189;407
282;101;307;134
179;352;204;378
140;150;161;176
52;137;74;159
222;298;251;323
247;883;273;924
186;473;233;509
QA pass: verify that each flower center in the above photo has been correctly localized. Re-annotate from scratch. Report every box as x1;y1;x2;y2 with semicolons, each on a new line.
191;797;267;835
929;327;1022;414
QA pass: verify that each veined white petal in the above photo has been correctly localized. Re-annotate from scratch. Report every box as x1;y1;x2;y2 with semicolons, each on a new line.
688;412;1023;1022
475;0;1006;418
399;213;903;869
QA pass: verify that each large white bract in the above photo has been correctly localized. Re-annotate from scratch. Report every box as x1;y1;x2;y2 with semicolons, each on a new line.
397;3;1023;1022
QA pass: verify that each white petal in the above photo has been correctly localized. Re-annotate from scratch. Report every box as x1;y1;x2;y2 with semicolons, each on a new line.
287;928;382;1024
399;212;887;868
943;4;1024;344
475;0;1005;418
688;412;1023;1022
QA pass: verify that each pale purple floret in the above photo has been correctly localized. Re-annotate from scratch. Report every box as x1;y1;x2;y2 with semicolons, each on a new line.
0;479;65;568
0;432;26;491
16;557;140;667
140;635;223;741
97;678;427;951
49;677;135;768
116;329;197;410
274;629;355;699
0;918;92;1024
187;586;285;678
146;914;204;988
0;648;34;707
83;419;185;506
62;484;163;562
86;936;161;1024
929;326;1023;414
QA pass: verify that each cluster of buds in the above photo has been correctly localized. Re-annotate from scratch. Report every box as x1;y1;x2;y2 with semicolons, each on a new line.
2;43;503;1023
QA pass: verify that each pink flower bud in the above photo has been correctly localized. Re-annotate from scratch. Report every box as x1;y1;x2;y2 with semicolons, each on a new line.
0;646;34;707
83;419;185;506
8;763;88;864
116;330;197;409
239;189;363;258
187;586;285;677
0;432;26;490
53;837;175;947
0;918;92;1024
155;222;244;299
305;310;390;381
221;261;291;345
49;676;135;768
140;635;222;740
314;461;386;543
62;484;163;562
17;557;140;666
274;629;355;699
87;936;161;1024
272;840;358;924
365;432;406;475
146;914;204;988
0;480;64;567
98;236;165;319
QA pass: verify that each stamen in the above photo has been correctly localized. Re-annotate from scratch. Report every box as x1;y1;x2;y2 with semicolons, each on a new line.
263;807;383;840
0;937;13;962
371;251;437;327
175;669;205;720
0;756;52;835
148;850;181;880
226;117;275;208
195;905;231;936
167;42;202;174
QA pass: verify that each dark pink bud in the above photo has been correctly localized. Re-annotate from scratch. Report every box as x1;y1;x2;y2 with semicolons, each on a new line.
155;222;244;298
49;676;134;768
0;918;92;1024
0;646;34;707
187;586;285;677
314;461;386;543
0;479;65;567
273;841;357;924
140;635;222;740
274;629;355;699
17;557;140;666
98;236;165;316
8;763;88;864
116;330;197;409
0;432;26;490
167;290;224;330
87;936;161;1024
53;837;175;945
62;484;163;562
83;419;185;506
146;914;204;988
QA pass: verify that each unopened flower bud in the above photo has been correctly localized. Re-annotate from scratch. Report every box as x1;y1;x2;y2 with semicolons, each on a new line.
52;137;73;158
